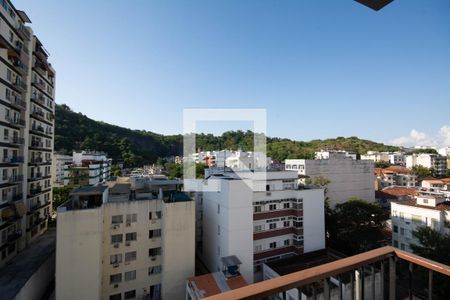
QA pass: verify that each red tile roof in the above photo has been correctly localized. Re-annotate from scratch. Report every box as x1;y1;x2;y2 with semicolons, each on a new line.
188;273;248;299
376;186;417;199
383;166;411;175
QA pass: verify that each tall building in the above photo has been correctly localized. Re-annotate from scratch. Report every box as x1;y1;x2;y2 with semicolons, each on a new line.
63;151;111;187
195;170;325;283
0;1;55;267
285;151;375;207
56;178;195;300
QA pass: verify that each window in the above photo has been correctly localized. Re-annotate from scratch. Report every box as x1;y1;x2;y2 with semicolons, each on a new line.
3;129;8;140
283;203;290;209
269;204;276;211
284;239;290;246
149;265;162;275
2;169;7;180
156;211;162;219
110;273;122;284
283;221;290;228
149;229;161;239
124;290;136;300
254;225;263;232
6;69;11;81
149;247;161;257
111;234;122;244
269;223;277;230
111;215;123;224
217;204;220;214
254;206;262;213
400;212;404;220
400;243;405;251
109;294;121;300
400;227;405;235
125;251;137;262
126;213;137;223
124;270;136;281
254;245;262;252
269;242;277;249
110;254;122;264
423;198;429;204
125;232;137;241
266;185;270;191
393;225;398;233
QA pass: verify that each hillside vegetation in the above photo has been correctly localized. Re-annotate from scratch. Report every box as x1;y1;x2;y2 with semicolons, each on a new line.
55;104;399;166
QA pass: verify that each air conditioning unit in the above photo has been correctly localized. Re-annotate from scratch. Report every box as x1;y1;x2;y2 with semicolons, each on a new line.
266;192;271;196
111;224;119;229
113;263;119;268
126;221;131;227
113;243;119;248
114;284;119;288
125;241;131;246
151;257;156;261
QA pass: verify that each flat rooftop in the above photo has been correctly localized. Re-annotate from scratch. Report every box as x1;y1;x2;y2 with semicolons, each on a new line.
0;228;56;299
265;249;343;276
70;185;107;196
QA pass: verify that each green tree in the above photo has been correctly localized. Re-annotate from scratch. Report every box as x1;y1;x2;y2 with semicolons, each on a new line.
375;161;391;168
411;165;433;180
52;186;74;211
410;226;450;297
327;198;388;255
111;164;122;176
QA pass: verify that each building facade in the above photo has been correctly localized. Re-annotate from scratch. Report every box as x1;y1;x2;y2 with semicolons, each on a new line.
405;153;448;177
63;151;111;187
0;1;55;267
56;179;195;300
285;151;375;207
50;153;71;187
391;193;450;253
195;170;325;284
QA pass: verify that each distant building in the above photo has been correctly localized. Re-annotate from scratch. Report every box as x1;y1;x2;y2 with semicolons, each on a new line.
56;178;195;300
189;150;271;170
374;166;417;191
286;151;375;207
51;153;72;187
314;150;356;160
63;151;112;187
421;179;447;191
391;192;450;252
375;186;417;208
361;151;390;163
194;170;325;283
405;153;447;177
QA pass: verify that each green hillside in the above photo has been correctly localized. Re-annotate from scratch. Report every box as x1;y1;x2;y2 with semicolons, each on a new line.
55;104;399;166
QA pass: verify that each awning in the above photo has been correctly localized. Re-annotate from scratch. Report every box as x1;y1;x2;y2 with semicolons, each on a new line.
220;255;242;267
14;202;26;217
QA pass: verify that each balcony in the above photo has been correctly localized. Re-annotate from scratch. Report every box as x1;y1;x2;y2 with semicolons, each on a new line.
31;173;43;180
31;94;45;106
12;194;23;201
10;96;27;110
29;186;42;196
5;136;25;145
33;80;45;90
5;116;26;127
15;41;29;56
16;25;31;41
30;157;43;164
13;79;27;94
204;246;450;300
8;175;24;184
2;156;24;164
31;140;44;148
7;230;22;243
31;125;45;133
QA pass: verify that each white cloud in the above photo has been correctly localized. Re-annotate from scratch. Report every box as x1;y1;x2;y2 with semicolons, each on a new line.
390;126;450;148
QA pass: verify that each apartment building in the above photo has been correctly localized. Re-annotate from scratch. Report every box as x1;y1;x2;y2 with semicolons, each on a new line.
361;151;390;163
421;179;447;191
190;150;270;170
51;153;71;187
374;166;417;190
405;153;448;177
285;151;375;207
0;1;55;267
56;178;195;300
195;170;325;284
391;192;450;253
63;151;111;187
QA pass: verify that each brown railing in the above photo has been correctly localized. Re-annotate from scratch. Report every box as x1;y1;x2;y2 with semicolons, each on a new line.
204;246;450;300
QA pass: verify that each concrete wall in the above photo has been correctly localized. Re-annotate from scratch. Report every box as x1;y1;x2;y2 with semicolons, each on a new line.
302;189;326;253
161;200;196;300
56;207;103;300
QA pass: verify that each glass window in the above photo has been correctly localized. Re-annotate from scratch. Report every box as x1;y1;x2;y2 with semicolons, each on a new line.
109;294;121;300
149;247;161;257
126;213;137;223
110;273;122;284
125;251;137;262
269;242;276;249
111;234;122;244
124;270;136;281
149;229;161;239
110;254;122;264
111;215;123;224
124;290;136;300
126;232;137;241
148;265;162;275
254;206;262;213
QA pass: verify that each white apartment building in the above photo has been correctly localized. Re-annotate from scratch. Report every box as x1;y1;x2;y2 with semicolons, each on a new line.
56;179;195;300
421;179;447;191
389;152;405;165
405;153;447;177
315;150;356;160
50;153;71;187
0;1;55;267
391;193;450;253
285;151;375;207
190;150;271;170
195;170;325;284
375;166;417;190
63;151;112;187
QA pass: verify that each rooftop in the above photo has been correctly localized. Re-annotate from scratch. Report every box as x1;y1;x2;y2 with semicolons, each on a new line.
70;185;108;196
376;186;417;199
393;199;450;212
188;272;248;299
0;229;55;299
109;183;131;195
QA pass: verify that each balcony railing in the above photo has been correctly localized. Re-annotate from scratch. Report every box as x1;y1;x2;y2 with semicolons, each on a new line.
10;96;27;110
29;186;42;196
33;80;45;90
14;80;27;93
31;140;44;148
5;116;26;127
31;125;45;133
2;156;24;164
30;157;43;164
8;174;24;183
204;246;450;300
16;25;31;41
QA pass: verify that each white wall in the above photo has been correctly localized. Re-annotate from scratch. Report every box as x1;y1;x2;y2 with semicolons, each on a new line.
302;189;326;252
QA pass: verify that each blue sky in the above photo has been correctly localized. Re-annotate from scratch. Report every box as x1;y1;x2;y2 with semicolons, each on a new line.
15;0;450;146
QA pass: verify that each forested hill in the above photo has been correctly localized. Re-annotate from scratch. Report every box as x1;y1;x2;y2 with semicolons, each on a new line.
55;104;400;166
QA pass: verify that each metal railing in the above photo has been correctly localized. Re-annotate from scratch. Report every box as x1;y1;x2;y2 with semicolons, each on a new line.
204;246;450;300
